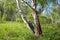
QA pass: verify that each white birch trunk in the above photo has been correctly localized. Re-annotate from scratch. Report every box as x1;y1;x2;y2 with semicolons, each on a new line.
16;0;30;29
31;0;42;36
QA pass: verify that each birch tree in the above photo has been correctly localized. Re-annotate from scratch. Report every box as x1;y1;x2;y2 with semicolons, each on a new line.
31;0;42;36
16;0;42;36
16;0;35;34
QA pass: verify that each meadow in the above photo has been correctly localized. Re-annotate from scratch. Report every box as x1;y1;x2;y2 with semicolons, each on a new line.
0;22;60;40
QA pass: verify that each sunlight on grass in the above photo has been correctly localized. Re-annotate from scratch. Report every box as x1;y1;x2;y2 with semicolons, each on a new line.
0;22;60;40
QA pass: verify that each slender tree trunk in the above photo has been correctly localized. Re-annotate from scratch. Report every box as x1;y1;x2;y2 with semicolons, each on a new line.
16;0;29;29
31;0;42;36
1;5;4;18
16;0;42;36
16;0;35;32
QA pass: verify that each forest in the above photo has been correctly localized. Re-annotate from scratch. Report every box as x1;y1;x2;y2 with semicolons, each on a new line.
0;0;60;40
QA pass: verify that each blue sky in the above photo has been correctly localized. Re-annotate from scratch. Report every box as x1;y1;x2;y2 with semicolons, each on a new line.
26;0;60;14
58;0;60;5
42;2;54;14
42;0;60;14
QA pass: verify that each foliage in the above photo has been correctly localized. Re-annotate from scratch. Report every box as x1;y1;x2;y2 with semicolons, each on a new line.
0;0;60;40
0;22;60;40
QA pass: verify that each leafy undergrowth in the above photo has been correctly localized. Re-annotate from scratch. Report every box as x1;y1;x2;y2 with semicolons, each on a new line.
0;22;60;40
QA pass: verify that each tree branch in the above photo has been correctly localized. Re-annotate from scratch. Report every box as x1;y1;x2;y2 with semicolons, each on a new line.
22;0;38;12
16;0;36;31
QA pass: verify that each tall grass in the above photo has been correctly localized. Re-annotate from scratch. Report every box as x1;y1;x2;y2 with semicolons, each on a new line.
0;22;60;40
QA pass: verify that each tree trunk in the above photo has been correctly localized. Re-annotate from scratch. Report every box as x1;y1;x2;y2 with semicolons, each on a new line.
31;0;42;36
16;0;42;36
16;0;35;32
16;0;30;29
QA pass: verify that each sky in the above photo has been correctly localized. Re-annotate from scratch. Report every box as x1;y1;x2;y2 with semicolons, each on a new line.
42;0;60;14
0;0;60;14
24;0;60;14
42;2;54;14
58;0;60;5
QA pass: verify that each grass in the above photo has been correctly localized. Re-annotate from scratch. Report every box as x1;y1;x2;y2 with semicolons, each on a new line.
0;22;60;40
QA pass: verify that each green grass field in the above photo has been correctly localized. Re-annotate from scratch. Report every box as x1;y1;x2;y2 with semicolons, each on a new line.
0;22;60;40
